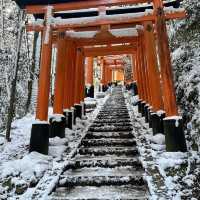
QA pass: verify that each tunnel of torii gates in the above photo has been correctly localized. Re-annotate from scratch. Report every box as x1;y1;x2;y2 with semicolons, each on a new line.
14;0;188;155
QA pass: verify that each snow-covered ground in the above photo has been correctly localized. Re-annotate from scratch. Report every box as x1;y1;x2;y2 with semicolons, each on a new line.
1;89;200;199
126;91;200;200
0;93;109;200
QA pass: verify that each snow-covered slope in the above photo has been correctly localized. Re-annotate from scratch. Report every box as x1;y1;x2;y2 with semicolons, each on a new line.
169;0;200;150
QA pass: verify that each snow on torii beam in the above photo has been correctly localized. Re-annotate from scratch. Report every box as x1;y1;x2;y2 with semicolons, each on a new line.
26;11;186;32
84;45;136;57
104;59;125;66
104;64;125;70
25;0;151;14
66;36;138;47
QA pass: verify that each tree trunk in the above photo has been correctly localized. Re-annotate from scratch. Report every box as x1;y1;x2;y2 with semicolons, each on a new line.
0;0;4;49
25;32;39;114
5;11;25;141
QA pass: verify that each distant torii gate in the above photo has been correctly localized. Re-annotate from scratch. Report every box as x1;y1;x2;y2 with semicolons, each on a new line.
15;0;187;154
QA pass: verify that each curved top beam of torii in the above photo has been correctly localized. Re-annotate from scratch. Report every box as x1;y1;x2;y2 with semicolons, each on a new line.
15;0;150;13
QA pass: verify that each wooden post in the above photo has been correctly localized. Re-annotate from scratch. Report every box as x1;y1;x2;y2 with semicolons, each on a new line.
63;40;73;110
80;57;85;102
100;57;105;85
74;48;84;104
30;7;53;154
53;32;67;114
105;65;109;84
133;51;142;100
69;41;77;108
137;39;146;102
153;0;187;152
85;57;93;86
131;54;137;82
139;34;152;107
108;68;112;83
153;0;178;116
36;8;53;121
143;21;163;112
63;40;76;128
139;39;148;104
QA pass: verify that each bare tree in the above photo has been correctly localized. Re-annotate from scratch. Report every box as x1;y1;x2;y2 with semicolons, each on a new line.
25;32;39;114
5;10;25;141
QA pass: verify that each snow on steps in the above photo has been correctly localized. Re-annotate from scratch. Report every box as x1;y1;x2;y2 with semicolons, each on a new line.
50;86;148;200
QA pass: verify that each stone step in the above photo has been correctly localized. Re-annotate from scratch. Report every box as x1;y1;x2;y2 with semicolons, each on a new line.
97;113;130;117
49;87;147;199
88;126;133;132
78;147;138;156
93;119;131;123
96;116;130;119
85;132;134;139
59;174;145;187
99;110;129;113
101;107;127;110
90;122;132;127
62;166;144;177
66;158;142;169
52;185;147;200
81;138;136;147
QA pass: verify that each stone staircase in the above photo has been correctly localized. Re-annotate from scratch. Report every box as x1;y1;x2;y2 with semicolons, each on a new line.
51;86;148;199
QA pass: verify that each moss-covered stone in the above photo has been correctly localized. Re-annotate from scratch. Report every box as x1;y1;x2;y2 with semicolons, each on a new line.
2;178;13;191
15;183;28;195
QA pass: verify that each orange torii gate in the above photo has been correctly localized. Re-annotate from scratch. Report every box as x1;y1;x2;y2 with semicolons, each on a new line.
16;0;187;154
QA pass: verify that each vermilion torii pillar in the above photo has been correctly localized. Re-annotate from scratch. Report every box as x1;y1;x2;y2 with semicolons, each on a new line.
63;40;74;111
139;35;149;105
136;37;146;103
153;0;178;117
100;57;105;85
63;40;76;129
143;21;163;112
133;51;142;101
50;32;67;138
85;57;94;86
108;67;112;83
85;57;94;98
30;7;53;154
53;32;67;115
74;48;85;119
143;21;165;132
141;35;153;109
137;35;150;117
153;0;187;152
130;54;138;96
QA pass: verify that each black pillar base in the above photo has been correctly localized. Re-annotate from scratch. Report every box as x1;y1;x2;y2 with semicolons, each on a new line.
151;112;165;135
74;104;82;119
82;103;86;116
63;110;73;130
102;85;108;92
144;105;149;123
164;118;187;152
29;123;49;155
141;102;146;117
85;86;88;97
148;109;153;128
72;107;76;125
133;82;138;96
137;100;142;113
89;85;94;98
138;100;142;113
49;115;66;138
